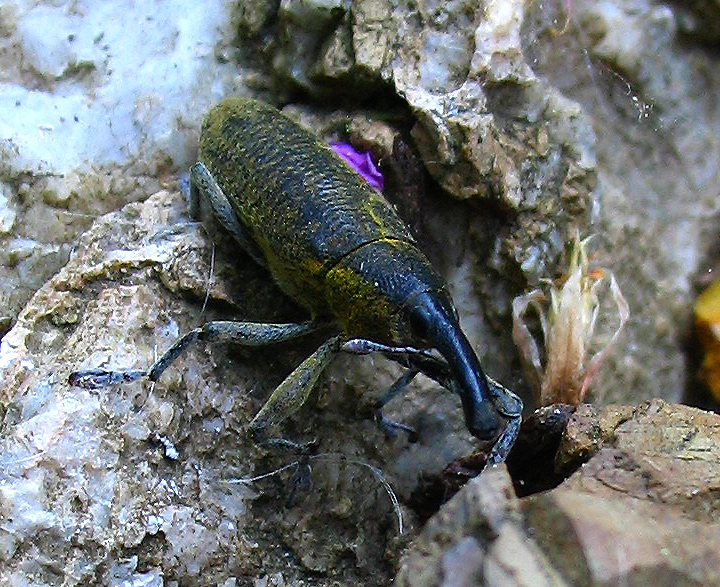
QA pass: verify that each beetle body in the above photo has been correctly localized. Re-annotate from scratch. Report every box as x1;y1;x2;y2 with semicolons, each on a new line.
199;98;437;343
70;97;521;458
198;97;517;442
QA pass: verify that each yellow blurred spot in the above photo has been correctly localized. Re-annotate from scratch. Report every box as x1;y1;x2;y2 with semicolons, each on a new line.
695;280;720;402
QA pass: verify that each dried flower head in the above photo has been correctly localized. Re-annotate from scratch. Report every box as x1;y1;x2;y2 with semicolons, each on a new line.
512;234;629;406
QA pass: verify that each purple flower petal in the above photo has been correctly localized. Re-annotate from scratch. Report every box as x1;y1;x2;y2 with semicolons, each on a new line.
330;141;384;192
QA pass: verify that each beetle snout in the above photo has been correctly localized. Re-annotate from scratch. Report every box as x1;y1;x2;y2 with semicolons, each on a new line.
466;403;502;441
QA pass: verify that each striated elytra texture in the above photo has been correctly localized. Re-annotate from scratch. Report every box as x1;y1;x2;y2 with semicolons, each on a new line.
199;97;448;341
200;99;414;274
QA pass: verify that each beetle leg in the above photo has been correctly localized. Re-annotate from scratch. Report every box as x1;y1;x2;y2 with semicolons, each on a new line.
484;377;523;419
190;161;267;267
342;339;426;438
69;321;318;390
148;320;319;381
342;339;450;386
341;338;523;464
484;408;521;465
249;335;341;441
286;458;313;506
482;376;522;465
374;370;420;440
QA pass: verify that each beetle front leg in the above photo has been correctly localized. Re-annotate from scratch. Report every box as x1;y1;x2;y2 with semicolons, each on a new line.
482;377;522;465
342;339;522;464
342;339;439;439
373;370;420;440
69;320;318;389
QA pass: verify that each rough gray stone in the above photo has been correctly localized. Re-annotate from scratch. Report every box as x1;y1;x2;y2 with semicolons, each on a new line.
0;189;464;585
398;399;720;586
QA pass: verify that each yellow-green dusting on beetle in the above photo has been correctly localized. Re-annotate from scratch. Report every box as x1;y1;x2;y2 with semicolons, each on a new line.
69;97;522;465
198;97;418;318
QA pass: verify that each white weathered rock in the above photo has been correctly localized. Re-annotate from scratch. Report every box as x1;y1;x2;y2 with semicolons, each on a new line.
2;0;240;173
0;190;418;585
0;0;246;320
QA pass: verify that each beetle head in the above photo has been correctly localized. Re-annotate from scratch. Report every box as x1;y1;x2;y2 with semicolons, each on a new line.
405;290;503;441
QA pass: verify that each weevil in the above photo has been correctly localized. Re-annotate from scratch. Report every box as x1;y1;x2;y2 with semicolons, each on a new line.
69;97;522;464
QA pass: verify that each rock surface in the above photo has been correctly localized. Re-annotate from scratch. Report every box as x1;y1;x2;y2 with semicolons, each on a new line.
0;189;488;585
397;399;720;587
2;0;720;585
0;0;245;319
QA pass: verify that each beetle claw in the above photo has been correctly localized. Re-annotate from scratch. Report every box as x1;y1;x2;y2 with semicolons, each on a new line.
68;367;145;389
254;436;319;455
485;413;522;466
286;460;313;508
374;409;419;442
